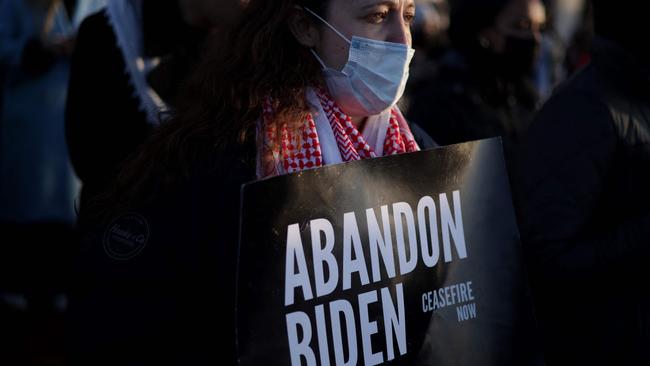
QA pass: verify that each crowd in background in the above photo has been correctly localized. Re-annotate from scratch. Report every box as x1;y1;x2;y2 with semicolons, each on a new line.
1;0;648;365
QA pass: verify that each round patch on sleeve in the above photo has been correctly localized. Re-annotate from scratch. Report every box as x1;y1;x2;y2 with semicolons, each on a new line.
103;212;150;260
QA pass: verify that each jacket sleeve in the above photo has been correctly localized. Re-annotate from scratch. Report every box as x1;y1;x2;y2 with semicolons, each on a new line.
68;173;243;364
65;12;150;191
515;90;650;286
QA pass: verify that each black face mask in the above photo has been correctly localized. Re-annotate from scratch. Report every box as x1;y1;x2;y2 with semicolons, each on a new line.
499;36;540;80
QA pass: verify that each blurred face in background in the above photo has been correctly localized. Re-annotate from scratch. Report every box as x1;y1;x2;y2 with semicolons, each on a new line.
292;0;416;72
552;0;586;45
179;0;248;28
481;0;546;77
412;0;450;49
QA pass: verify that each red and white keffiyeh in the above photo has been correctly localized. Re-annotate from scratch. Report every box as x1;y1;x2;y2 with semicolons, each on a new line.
258;87;419;178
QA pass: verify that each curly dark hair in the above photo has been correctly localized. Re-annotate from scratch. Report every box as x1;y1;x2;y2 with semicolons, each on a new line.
89;0;330;218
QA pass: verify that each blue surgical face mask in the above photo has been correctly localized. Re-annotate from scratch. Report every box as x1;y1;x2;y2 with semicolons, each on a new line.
304;7;415;116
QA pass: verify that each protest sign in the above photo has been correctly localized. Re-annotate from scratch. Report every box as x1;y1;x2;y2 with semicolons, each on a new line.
237;138;542;366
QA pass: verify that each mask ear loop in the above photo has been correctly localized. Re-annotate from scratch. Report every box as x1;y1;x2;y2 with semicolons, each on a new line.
302;7;351;44
309;49;328;70
301;7;352;70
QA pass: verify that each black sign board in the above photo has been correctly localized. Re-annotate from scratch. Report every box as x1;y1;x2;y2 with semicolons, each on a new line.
237;138;542;366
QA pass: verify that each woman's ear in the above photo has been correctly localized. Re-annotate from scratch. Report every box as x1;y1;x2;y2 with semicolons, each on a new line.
288;7;320;48
478;27;504;53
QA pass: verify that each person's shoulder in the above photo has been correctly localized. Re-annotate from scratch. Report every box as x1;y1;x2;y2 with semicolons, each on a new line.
79;137;255;227
408;121;439;150
518;64;617;181
76;8;126;57
536;64;614;133
78;8;112;36
163;138;257;211
550;63;601;100
153;138;256;209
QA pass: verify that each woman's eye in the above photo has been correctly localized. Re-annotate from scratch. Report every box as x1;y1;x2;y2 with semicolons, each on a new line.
517;18;532;31
367;11;389;23
404;12;415;25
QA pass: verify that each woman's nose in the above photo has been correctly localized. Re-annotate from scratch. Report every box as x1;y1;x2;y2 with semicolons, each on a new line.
386;13;411;45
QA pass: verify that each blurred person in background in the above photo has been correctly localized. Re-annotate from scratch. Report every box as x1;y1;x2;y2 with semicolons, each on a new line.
407;0;546;170
400;0;449;112
0;0;103;306
530;0;560;101
0;0;103;362
557;0;593;76
534;0;593;100
516;0;650;364
65;0;246;215
412;0;449;51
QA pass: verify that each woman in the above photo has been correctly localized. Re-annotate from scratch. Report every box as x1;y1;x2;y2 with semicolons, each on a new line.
69;0;432;364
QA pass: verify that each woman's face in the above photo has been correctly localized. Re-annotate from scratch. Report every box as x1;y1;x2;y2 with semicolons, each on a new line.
487;0;546;53
312;0;416;71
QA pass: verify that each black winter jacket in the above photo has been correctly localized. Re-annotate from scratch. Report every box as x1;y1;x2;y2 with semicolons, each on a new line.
67;127;436;364
515;38;650;366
